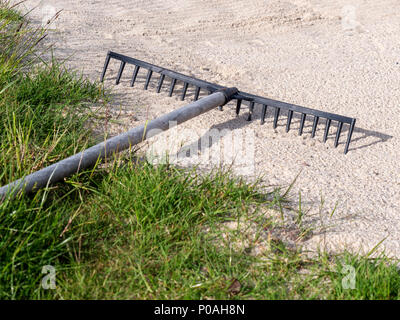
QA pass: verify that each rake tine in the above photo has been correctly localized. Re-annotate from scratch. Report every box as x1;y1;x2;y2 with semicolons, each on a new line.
286;110;293;132
168;78;177;97
247;101;255;121
273;108;280;129
181;82;189;101
236;99;242;116
130;65;140;87
156;74;165;93
260;105;267;125
299;114;306;136
194;87;201;101
344;119;356;154
144;70;153;90
115;61;126;85
323;119;331;143
311;116;319;138
100;53;111;82
334;121;343;148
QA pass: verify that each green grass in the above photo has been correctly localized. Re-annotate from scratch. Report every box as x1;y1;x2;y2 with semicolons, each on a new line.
1;1;400;300
0;1;22;22
0;1;105;299
42;162;400;300
0;61;104;185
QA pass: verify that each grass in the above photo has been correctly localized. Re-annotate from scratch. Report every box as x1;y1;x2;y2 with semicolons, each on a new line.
1;1;400;300
0;6;21;22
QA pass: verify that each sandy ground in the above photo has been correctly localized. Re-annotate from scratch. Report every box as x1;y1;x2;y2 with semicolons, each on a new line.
21;1;400;257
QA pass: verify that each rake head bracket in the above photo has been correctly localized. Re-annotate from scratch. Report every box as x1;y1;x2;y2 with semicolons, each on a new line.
218;87;239;105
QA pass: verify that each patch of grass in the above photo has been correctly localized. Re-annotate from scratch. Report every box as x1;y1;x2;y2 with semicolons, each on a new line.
50;163;400;300
0;1;23;22
56;163;269;299
0;59;104;185
0;1;105;299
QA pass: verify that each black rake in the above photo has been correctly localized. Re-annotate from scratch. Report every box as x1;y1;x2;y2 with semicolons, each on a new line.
100;51;356;154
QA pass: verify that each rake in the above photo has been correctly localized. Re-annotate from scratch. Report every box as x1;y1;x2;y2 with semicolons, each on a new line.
101;51;356;154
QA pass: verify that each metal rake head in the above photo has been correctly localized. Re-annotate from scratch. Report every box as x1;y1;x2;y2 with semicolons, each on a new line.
100;51;356;154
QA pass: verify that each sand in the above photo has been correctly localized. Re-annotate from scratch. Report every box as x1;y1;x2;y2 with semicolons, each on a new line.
21;1;400;257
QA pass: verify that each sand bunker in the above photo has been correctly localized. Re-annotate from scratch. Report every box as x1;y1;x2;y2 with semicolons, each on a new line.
23;0;400;257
